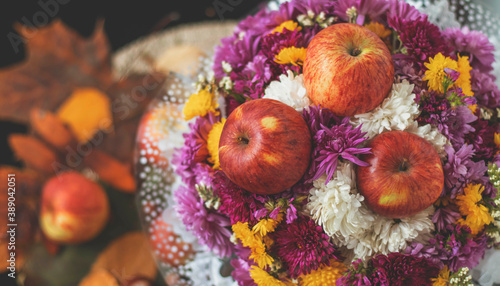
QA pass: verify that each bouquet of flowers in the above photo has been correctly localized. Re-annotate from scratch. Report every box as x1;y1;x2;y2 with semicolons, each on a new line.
140;0;500;285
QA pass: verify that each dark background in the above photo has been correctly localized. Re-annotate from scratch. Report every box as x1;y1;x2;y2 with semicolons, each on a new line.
0;0;262;166
0;0;262;285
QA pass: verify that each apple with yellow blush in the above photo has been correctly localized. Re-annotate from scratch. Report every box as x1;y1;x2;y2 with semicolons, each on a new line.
218;99;312;195
356;131;444;218
303;23;395;116
40;172;110;244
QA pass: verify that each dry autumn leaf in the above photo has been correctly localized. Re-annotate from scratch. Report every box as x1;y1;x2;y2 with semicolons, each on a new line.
0;166;42;198
57;87;113;143
0;20;113;123
79;269;119;286
84;150;136;193
30;108;75;149
8;134;59;174
91;232;157;281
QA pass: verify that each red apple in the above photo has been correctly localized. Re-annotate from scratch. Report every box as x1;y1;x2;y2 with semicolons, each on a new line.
356;131;444;218
218;99;312;195
303;23;395;116
40;172;110;244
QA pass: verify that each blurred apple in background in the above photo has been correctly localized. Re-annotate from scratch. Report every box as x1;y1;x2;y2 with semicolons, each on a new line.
356;131;444;218
304;23;394;116
218;99;312;195
40;171;110;244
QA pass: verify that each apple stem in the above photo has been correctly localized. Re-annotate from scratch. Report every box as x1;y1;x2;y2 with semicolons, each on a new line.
399;158;410;172
350;47;362;57
237;136;249;145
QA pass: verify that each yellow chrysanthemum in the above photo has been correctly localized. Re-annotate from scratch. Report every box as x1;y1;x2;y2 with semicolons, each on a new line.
275;47;307;66
455;55;474;97
182;88;219;121
272;20;302;34
298;260;347;286
249;240;274;268
431;266;450;286
364;22;392;39
494;133;500;149
424;53;458;93
456;184;493;235
252;218;280;236
207;118;226;169
250;266;289;286
468;104;477;114
232;222;257;247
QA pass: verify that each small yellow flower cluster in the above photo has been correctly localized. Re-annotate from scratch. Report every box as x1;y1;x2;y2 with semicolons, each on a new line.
424;53;476;112
182;88;219;121
271;20;307;67
424;53;472;95
275;47;307;66
272;20;302;34
455;184;494;235
494;133;500;150
431;265;451;286
364;22;392;39
207;118;226;170
249;265;294;286
297;260;347;286
233;214;286;286
183;88;226;170
232;221;275;268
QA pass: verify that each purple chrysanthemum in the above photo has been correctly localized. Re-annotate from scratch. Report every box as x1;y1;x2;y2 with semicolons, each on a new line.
465;119;499;162
387;0;424;31
234;0;301;37
415;90;450;125
438;106;477;149
174;185;233;257
394;57;426;91
308;117;371;183
213;171;265;225
213;31;261;80
406;224;488;272
297;0;336;17
444;26;496;73
231;54;273;100
302;105;342;135
471;69;500;109
270;215;341;278
334;0;390;25
432;205;461;232
260;28;307;77
443;144;489;198
396;17;451;68
370;252;440;286
172;113;218;187
336;259;386;286
230;258;257;286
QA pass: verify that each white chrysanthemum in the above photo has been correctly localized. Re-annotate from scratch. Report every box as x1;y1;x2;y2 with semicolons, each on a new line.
262;70;311;111
347;206;435;261
307;162;376;244
405;121;450;158
350;80;420;138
